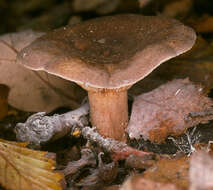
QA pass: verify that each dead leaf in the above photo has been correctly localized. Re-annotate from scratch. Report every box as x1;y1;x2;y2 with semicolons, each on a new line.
0;84;9;120
143;156;189;190
0;30;86;113
128;79;213;143
189;150;213;190
0;138;63;190
120;174;183;190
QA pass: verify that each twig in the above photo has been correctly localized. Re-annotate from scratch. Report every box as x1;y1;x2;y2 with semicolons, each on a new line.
187;108;213;119
14;103;89;148
15;102;151;160
81;127;152;161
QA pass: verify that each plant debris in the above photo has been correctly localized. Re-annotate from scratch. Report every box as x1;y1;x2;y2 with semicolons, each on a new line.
0;138;63;190
15;103;89;148
81;127;152;161
189;150;213;190
128;79;213;143
143;155;190;190
74;152;118;189
121;174;182;190
1;0;213;189
61;148;96;178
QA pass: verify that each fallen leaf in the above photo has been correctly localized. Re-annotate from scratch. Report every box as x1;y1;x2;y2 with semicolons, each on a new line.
120;174;183;190
128;79;213;143
0;84;9;120
0;30;86;113
189;150;213;190
0;138;63;190
143;156;189;190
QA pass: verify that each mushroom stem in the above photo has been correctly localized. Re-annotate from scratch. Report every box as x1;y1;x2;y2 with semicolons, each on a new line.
88;89;128;141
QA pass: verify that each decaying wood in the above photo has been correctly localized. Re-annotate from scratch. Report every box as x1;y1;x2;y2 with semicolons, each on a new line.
14;102;152;161
81;127;152;161
14;103;89;147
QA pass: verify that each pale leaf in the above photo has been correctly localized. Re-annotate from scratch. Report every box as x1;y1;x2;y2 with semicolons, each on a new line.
0;138;63;190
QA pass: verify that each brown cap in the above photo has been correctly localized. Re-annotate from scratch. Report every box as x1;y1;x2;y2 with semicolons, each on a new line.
17;14;196;89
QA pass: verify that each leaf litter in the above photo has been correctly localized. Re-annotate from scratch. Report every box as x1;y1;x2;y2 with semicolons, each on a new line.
9;78;213;189
1;0;213;189
0;139;63;190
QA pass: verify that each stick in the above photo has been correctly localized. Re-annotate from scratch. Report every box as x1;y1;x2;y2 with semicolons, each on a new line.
14;103;89;148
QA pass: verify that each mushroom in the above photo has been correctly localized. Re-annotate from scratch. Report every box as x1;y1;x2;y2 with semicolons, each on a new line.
17;14;196;141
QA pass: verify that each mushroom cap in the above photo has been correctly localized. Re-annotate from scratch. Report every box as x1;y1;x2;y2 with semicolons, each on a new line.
17;14;196;89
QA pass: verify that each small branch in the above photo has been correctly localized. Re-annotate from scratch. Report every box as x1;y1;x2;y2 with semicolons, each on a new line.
187;108;213;119
14;103;89;148
15;103;151;160
81;127;152;161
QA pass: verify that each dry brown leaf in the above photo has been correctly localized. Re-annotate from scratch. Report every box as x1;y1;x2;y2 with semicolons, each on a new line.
120;174;183;190
143;156;189;190
0;30;86;113
0;138;63;190
190;150;213;190
128;79;213;143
